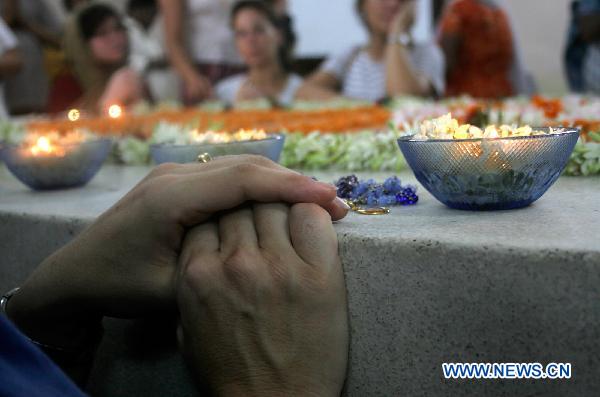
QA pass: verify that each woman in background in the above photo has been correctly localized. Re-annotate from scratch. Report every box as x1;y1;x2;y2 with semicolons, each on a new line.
297;0;444;102
216;0;302;107
47;3;144;114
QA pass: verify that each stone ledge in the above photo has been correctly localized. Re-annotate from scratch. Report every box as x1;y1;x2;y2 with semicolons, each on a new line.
1;165;599;396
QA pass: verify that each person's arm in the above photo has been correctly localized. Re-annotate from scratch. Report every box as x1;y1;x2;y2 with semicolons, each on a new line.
0;47;22;77
579;13;600;42
384;0;432;97
98;67;145;112
1;0;61;47
177;202;348;397
158;0;212;102
5;156;349;383
20;18;61;47
0;316;87;397
295;49;352;101
295;70;341;100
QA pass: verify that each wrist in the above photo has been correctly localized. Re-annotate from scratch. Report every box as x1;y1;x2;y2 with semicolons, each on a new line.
3;285;103;386
387;31;412;47
4;249;102;350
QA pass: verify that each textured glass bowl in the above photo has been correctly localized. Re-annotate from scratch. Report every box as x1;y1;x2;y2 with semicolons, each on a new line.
397;128;580;210
150;134;285;164
1;138;112;190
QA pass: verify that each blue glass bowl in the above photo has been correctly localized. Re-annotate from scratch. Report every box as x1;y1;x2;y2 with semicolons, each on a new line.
150;134;285;164
1;138;112;190
397;128;580;210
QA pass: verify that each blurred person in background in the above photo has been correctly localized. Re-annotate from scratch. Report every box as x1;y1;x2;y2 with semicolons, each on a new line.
47;3;145;114
1;0;62;114
63;0;90;13
216;0;302;107
126;0;162;74
565;0;600;94
264;0;296;58
125;0;178;103
438;0;512;98
438;0;534;98
0;17;21;118
159;0;244;104
297;0;445;102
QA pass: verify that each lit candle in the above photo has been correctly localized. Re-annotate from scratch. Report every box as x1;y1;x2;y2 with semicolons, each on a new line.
108;104;123;119
29;136;66;157
67;108;80;122
3;130;110;190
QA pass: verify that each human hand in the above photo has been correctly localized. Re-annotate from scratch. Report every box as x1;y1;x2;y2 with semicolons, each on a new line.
183;71;213;103
177;202;349;397
98;67;144;112
6;156;349;349
389;0;416;37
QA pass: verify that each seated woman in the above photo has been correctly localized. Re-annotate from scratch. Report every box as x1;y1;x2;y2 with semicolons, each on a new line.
438;0;517;98
297;0;444;103
47;3;144;115
215;0;302;108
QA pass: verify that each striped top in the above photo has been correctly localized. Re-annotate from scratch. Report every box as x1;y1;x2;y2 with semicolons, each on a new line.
216;74;304;107
320;43;445;102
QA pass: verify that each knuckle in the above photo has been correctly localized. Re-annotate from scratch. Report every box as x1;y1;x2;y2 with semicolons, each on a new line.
232;162;260;176
141;174;179;199
180;257;217;295
149;162;180;178
134;174;181;216
243;154;274;168
223;246;259;283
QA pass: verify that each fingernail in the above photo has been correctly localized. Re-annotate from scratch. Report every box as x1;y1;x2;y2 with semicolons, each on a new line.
334;197;351;210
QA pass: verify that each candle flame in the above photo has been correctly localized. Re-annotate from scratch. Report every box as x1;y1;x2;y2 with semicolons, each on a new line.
67;109;80;122
30;136;65;157
108;104;122;119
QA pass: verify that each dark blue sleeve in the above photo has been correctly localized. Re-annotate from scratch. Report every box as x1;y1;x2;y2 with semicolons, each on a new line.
0;315;86;397
578;0;600;14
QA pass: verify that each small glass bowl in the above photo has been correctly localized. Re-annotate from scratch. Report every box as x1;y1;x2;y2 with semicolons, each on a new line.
150;134;285;164
397;128;580;210
1;138;112;190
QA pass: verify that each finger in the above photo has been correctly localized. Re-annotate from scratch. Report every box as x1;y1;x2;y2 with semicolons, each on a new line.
321;197;351;222
178;221;220;284
218;205;258;258
253;203;293;253
174;164;338;226
179;222;220;272
289;203;339;268
182;221;220;257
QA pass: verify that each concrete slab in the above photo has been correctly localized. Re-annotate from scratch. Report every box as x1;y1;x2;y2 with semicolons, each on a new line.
1;164;599;396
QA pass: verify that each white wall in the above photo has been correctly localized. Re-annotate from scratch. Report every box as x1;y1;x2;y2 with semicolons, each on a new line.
289;0;433;56
289;0;366;56
503;0;571;95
